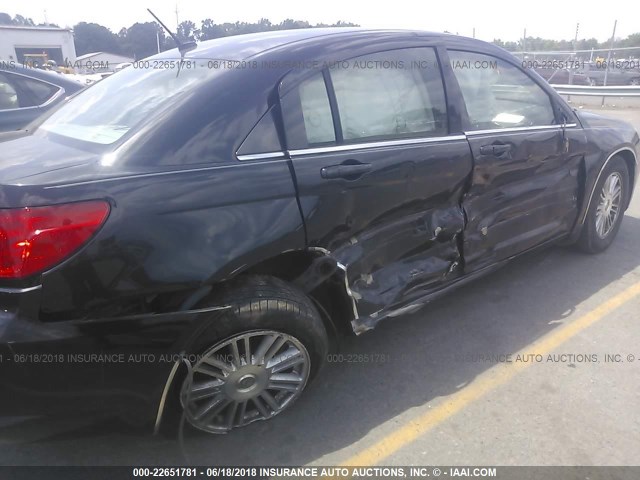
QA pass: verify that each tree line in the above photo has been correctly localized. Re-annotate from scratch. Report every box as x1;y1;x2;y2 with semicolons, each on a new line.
493;34;640;52
2;12;640;60
0;12;359;59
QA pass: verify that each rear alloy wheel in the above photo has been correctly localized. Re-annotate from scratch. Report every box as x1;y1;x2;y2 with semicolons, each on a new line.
181;330;311;433
577;157;629;253
171;275;329;434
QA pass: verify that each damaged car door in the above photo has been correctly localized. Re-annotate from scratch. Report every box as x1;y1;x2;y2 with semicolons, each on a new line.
281;47;473;317
448;50;581;272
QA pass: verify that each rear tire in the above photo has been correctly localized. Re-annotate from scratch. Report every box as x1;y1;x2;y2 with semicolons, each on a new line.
163;275;328;434
576;157;629;254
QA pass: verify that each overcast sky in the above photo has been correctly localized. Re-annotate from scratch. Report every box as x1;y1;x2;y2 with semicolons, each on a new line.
6;0;640;43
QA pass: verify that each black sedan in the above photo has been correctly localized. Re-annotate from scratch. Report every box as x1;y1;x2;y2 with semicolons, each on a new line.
0;64;84;132
0;28;638;435
533;67;589;85
579;62;640;86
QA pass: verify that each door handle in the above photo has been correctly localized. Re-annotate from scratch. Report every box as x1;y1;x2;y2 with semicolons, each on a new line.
321;163;372;180
479;144;512;156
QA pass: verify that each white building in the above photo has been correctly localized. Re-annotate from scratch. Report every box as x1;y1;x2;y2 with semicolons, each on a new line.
74;52;134;73
0;25;76;67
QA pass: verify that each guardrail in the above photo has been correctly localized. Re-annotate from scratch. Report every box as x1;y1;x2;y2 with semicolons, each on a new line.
552;85;640;97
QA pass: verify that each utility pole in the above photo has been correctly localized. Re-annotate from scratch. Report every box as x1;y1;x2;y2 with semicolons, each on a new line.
175;3;179;32
603;20;617;87
602;20;617;106
569;23;579;85
523;28;527;60
472;27;475;39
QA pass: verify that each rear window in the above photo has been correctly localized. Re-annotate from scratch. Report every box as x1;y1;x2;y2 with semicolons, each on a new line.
39;60;215;146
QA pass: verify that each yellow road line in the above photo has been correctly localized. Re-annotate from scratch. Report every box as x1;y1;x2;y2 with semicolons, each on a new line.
339;280;640;467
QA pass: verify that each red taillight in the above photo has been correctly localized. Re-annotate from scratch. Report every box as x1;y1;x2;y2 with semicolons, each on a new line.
0;201;110;279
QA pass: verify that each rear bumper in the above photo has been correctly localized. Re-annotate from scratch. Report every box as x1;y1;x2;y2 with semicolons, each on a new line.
0;289;216;422
0;288;104;415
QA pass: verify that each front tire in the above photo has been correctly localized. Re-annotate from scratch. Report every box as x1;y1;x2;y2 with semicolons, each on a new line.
577;157;629;254
175;275;328;434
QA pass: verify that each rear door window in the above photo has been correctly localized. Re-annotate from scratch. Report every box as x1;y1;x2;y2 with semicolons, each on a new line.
281;72;336;149
281;47;447;150
299;74;335;145
236;106;283;157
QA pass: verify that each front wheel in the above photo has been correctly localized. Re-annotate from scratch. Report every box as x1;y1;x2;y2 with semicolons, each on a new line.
177;275;328;434
576;157;629;253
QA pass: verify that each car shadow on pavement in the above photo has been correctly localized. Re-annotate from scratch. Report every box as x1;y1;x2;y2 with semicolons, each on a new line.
1;214;640;466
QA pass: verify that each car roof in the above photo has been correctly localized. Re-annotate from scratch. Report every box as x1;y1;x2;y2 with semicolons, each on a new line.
172;28;495;62
0;64;85;92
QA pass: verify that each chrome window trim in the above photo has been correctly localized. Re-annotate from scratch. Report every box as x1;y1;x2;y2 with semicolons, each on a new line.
580;146;638;225
236;151;287;161
289;135;467;157
236;135;468;161
465;124;577;136
235;126;582;160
